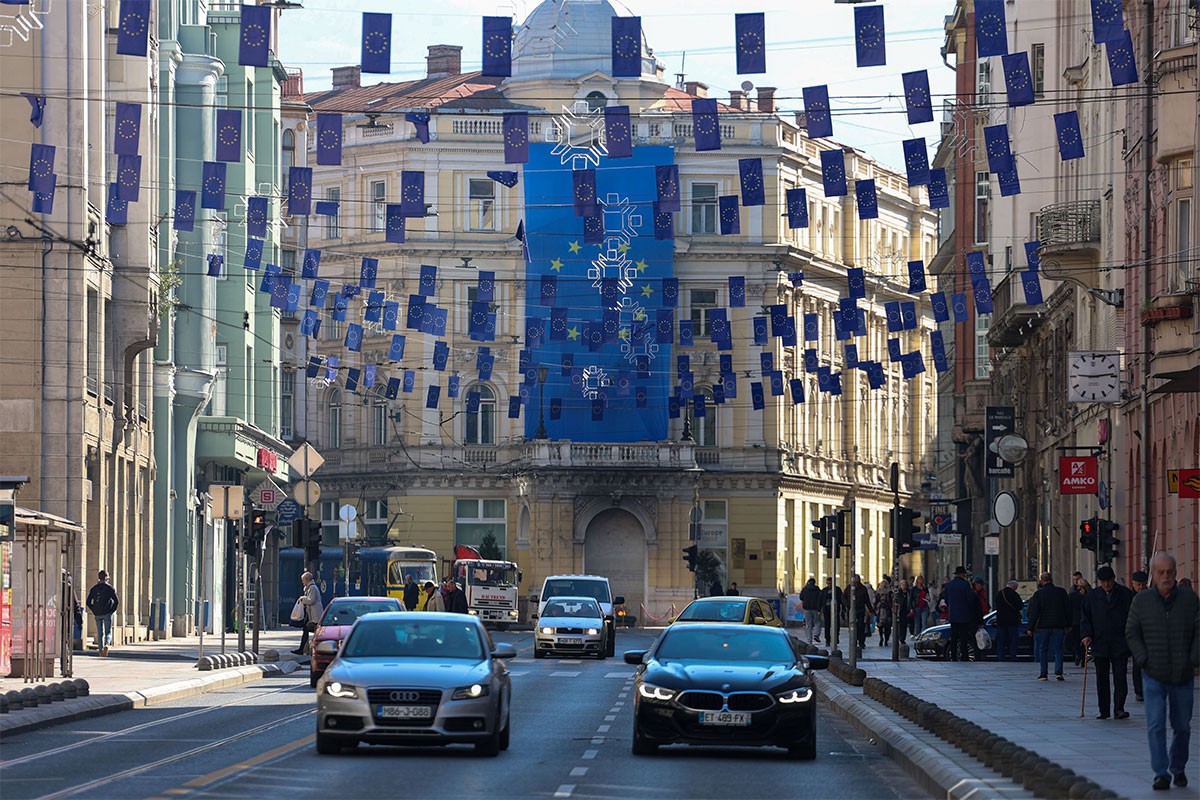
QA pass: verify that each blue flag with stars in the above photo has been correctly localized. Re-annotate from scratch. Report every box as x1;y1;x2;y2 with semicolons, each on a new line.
739;158;765;206
691;98;721;152
503;112;529;164
719;196;740;235
855;178;878;220
821;149;847;197
116;0;151;57
975;0;1008;57
1091;0;1125;44
902;70;934;124
803;85;832;139
604;106;633;159
928;168;950;210
854;5;887;67
316;113;342;165
735;12;766;74
786;188;808;229
611;16;642;77
361;13;392;74
114;102;142;156
482;16;512;77
201;161;226;209
983;125;1014;174
903;138;930;187
239;3;271;67
1054;111;1085;160
1002;52;1035;107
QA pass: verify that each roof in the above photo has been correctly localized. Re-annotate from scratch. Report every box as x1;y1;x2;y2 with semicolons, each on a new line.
304;72;523;114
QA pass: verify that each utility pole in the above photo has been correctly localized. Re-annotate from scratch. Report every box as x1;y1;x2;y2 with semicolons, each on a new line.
830;518;840;657
891;462;902;662
846;505;857;668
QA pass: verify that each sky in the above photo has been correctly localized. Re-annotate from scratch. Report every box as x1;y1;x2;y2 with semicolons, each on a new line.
277;0;960;171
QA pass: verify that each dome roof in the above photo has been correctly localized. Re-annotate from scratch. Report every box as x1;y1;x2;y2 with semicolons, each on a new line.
513;0;658;81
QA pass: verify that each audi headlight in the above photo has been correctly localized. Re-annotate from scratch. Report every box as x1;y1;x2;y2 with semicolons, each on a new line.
324;681;358;699
452;683;490;700
539;626;554;635
637;683;676;702
586;628;600;636
776;687;814;704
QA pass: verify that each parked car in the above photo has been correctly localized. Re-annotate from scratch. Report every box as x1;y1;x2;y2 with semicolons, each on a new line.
624;623;827;758
671;596;784;628
310;597;404;687
315;612;515;756
534;596;608;659
911;608;1066;661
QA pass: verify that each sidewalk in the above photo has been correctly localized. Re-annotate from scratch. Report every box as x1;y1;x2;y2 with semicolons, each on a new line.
0;628;307;738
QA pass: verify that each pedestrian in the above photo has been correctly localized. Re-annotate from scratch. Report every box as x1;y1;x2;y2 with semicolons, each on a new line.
876;579;893;647
85;570;119;657
909;576;927;636
994;579;1024;662
727;582;740;596
1070;573;1091;666
849;575;874;652
943;566;982;661
894;579;910;645
972;578;990;615
800;577;823;644
821;577;843;648
443;576;469;614
293;571;323;655
1080;565;1135;720
1027;571;1070;681
1130;569;1149;702
423;581;445;611
402;574;420;612
1124;552;1198;791
708;579;724;597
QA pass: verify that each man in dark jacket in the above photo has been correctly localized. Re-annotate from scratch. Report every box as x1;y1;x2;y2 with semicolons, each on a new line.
1125;552;1199;791
1027;572;1071;680
993;580;1024;662
849;575;874;651
800;577;823;644
85;570;119;657
402;574;420;612
943;566;982;661
1080;565;1135;719
442;577;470;614
821;578;843;648
1130;569;1149;701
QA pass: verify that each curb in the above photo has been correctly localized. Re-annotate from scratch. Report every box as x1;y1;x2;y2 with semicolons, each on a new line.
0;660;300;740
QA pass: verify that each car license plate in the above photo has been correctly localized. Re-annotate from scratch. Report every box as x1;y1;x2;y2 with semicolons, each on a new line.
376;705;433;719
699;711;752;726
557;637;582;645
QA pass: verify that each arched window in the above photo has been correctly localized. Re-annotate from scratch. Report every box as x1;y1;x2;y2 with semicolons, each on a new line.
465;385;497;445
585;91;608;112
686;388;718;448
327;388;342;449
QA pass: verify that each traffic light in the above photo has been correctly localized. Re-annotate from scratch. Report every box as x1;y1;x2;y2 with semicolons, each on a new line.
834;510;848;548
811;516;830;549
682;544;699;572
246;511;265;553
1097;519;1120;563
1079;518;1097;552
305;520;322;562
894;507;922;555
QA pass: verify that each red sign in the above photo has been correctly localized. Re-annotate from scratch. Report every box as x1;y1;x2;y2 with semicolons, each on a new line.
1060;457;1099;495
256;448;277;472
1179;469;1200;499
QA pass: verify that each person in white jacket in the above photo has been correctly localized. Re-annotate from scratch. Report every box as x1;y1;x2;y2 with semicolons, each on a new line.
293;571;324;655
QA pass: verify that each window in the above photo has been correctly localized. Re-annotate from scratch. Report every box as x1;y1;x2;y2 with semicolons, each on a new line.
465;385;497;445
280;248;296;278
975;315;991;379
324;188;340;238
245;78;255;157
976;59;991;103
455;499;507;558
690;288;717;336
1004;245;1013;274
1030;44;1045;97
327;388;343;449
687;388;718;447
280;368;295;439
281;129;295;193
468;178;495;231
371;399;389;446
974;172;990;245
320;500;338;538
371;180;387;232
1173;197;1193;292
585;91;608;112
364;498;389;542
1171;0;1198;46
86;289;99;394
691;182;718;234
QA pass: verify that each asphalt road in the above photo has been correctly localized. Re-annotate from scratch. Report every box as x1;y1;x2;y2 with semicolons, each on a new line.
0;630;929;800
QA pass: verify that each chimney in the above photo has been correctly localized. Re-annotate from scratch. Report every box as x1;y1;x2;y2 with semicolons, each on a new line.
756;86;776;113
684;81;708;98
331;66;361;90
729;90;745;110
426;45;463;79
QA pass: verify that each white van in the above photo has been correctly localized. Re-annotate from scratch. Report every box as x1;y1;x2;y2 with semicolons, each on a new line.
532;574;624;657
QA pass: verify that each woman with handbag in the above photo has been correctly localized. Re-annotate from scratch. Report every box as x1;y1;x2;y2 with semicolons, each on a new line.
292;571;324;655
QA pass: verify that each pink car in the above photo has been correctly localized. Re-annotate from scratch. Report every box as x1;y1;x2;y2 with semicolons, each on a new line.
309;596;403;687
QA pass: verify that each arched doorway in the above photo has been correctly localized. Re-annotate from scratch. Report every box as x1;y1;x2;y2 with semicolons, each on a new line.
583;508;646;621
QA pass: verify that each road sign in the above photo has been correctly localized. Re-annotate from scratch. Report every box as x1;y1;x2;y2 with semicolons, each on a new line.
293;480;321;507
992;491;1018;527
288;443;324;479
938;533;963;546
274;498;303;525
984;536;1000;556
1180;469;1200;499
1168;470;1180;494
251;479;283;510
338;503;357;522
930;502;953;533
1098;481;1110;510
985;406;1016;478
210;485;244;520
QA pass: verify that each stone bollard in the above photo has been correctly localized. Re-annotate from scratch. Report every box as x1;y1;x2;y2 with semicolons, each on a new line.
73;678;89;697
0;693;8;713
6;689;24;710
1068;779;1102;799
61;680;78;699
261;649;279;663
19;687;39;708
33;685;52;704
48;683;65;702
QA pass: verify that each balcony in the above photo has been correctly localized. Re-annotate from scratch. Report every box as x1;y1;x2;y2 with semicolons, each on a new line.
1037;200;1101;288
1153;46;1197;163
987;270;1046;347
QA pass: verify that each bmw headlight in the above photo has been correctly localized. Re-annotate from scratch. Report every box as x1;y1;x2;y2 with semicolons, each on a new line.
637;683;676;702
776;687;814;704
539;626;554;635
324;681;358;699
451;683;490;700
586;628;600;636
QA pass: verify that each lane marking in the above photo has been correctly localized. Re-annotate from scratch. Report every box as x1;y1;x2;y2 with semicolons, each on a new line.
596;724;610;733
550;671;581;677
570;767;588;777
604;715;616;722
591;737;604;744
183;734;313;788
554;784;575;798
558;659;583;665
604;672;631;678
582;749;598;760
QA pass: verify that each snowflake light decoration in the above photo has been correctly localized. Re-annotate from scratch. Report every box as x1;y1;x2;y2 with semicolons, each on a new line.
549;102;609;169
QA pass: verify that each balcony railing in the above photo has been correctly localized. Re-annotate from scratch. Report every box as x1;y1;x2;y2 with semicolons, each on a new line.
988;270;1045;347
1037;200;1101;250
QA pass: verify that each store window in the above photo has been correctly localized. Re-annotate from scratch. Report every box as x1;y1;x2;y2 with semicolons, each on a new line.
455;499;507;558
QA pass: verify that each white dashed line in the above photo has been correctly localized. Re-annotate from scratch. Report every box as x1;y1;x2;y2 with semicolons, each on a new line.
582;749;598;760
550;671;582;677
507;671;529;677
604;715;616;722
591;737;604;744
570;767;588;777
558;659;583;665
604;672;631;678
553;785;575;798
596;724;611;733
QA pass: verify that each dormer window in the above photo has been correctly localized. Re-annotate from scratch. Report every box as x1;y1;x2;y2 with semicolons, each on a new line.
585;91;608;112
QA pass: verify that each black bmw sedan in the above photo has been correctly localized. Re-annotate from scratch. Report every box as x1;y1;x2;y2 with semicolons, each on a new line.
623;623;827;759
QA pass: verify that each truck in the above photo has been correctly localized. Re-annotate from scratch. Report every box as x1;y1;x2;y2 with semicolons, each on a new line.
450;558;521;629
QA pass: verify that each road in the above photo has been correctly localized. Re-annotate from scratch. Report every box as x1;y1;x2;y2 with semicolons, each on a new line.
0;630;928;800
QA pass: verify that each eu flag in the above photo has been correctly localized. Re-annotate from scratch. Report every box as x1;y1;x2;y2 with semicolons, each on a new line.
406;112;431;144
854;5;887;67
419;264;438;297
426;386;441;410
503;112;529;164
540;275;557;306
750;382;765;411
928;168;950;210
729;276;746;308
300;310;319;338
583;214;604;244
215;109;242;162
315;200;338;217
201;161;226;209
310;280;329;308
573;169;598;216
738;158;765;206
1107;30;1139;86
855;178;878;220
972;277;994;315
967;251;986;277
605;106;633;159
611;16;641;77
1002;52;1035;107
316;113;342;165
345;368;360;392
1091;0;1125;45
885;301;903;332
820;149;847;197
998;167;1021;197
735;12;766;74
656;165;680;212
975;0;1008;57
301;249;321;280
207;254;224;279
786;187;808;229
983;124;1014;174
847;267;866;300
246;196;268;238
902;70;934;125
1021;271;1044;305
1025;241;1041;271
901;352;925;380
239;3;272;68
360;257;378;288
288;166;313;216
903;138;930;186
116;154;141;202
482;16;512;77
23;93;46;128
174;190;196;232
931;330;950;373
386;205;406;243
28;143;55;194
753;316;768;345
803;313;818;341
802;85;833;139
361;13;392;74
901;301;918;331
719;196;740;235
116;0;151;57
488;171;518;188
908;260;927;293
654;203;675;241
1054;111;1085;160
401;170;425;217
114;102;141;156
656;309;674;344
106;183;127;226
244;238;263;270
691;98;721;152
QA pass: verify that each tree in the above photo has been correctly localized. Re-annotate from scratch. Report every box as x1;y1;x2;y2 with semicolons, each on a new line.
477;530;504;560
695;549;724;593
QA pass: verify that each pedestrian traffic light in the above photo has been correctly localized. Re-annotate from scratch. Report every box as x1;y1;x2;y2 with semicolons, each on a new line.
811;516;829;549
246;511;265;553
1079;518;1097;552
305;519;322;562
894;507;922;555
682;544;699;572
1097;519;1120;563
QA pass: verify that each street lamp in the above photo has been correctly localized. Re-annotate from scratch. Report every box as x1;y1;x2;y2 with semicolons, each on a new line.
535;366;549;439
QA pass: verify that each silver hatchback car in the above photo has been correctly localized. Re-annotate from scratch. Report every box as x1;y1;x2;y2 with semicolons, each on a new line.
315;612;515;756
534;596;608;659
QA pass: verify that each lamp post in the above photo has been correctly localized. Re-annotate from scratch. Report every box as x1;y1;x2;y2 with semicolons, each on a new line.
535;366;549;439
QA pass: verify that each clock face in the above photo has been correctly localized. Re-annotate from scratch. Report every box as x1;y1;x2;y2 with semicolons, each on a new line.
1068;351;1120;403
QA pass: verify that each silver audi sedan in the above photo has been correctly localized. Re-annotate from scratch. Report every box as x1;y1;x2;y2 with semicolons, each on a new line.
534;596;608;659
314;612;515;756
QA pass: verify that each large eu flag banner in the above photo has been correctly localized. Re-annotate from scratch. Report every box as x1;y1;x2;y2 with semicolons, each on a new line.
524;144;674;442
